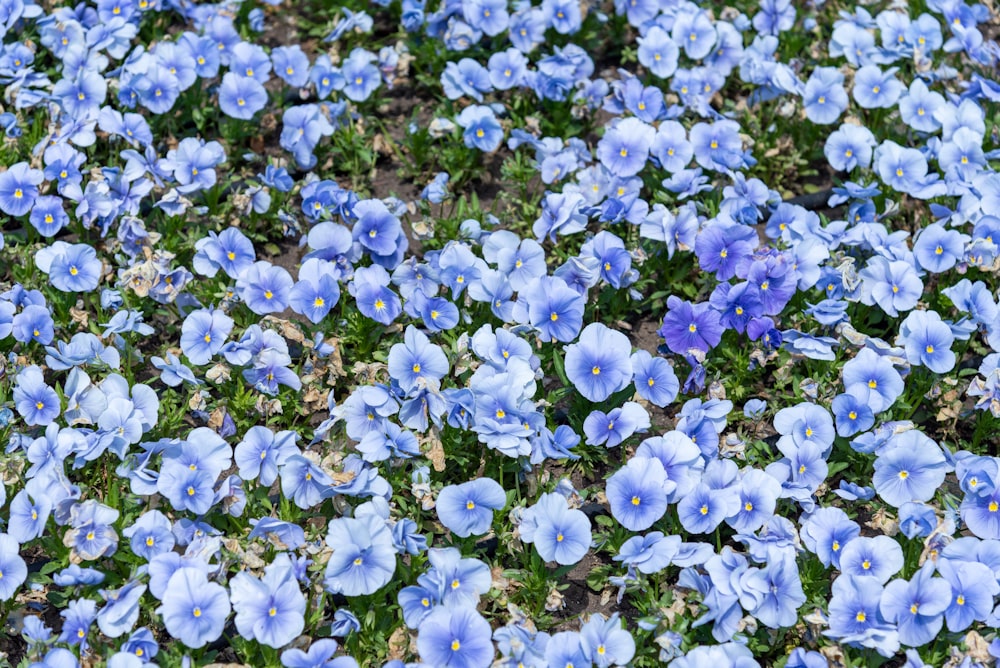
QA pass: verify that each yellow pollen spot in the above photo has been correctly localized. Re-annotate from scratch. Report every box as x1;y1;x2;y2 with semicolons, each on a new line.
354;557;362;565
592;366;601;375
452;640;461;651
619;148;628;157
466;500;475;510
203;333;212;343
193;608;201;618
935;246;943;255
990;501;999;513
264;290;273;300
638;101;646;110
421;597;430;607
496;409;505;419
237;98;246;106
710;140;718;149
744;502;753;511
504;68;511;77
146;536;154;546
647;377;655;386
862;560;871;570
35;401;44;410
832;541;840;551
957;595;965;605
374;298;385;311
314;297;325;307
925;344;935;354
597;646;606;656
136;649;144;657
412;363;421;374
187;486;195;496
872;85;880;94
689;32;697;41
805;428;813;437
892;284;899;294
451;579;460;589
654;53;661;61
799;464;807;474
191;167;198;176
735;306;744;315
305;472;312;481
868;379;878;389
631;496;641;506
44;214;53;224
818;96;825;104
699;505;708;515
910;603;919;614
845;149;853;157
856;611;866;622
688;323;697;332
77;92;85;101
550;312;558;321
899;470;909;479
31;510;38;520
896;168;904;177
32;328;39;337
286;67;294;75
849;411;857;420
760;281;769;291
69;266;79;276
918;108;925;116
476;129;484;138
78;629;86;638
556;533;564;542
961;156;969;164
246;68;254;76
355;77;363;85
269;607;277;616
720;248;728;258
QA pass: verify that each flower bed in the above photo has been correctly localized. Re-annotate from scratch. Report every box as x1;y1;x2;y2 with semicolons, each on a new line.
1;0;1000;666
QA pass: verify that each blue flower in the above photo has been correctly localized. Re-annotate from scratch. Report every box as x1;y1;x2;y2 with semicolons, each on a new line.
231;554;306;648
35;242;103;293
417;606;494;668
872;432;948;507
157;567;230;648
238;261;294;315
14;365;60;426
456;105;503;152
832;393;875;437
879;562;952;647
937;558;999;632
583;402;650;448
842;347;904;414
0;162;44;216
677;482;739;535
520;492;591;565
180;308;234;366
629;350;679;407
436;478;507;538
825;576;898;657
122;510;174;561
581;613;635;667
58;598;99;651
0;534;27;601
97;580;147;638
607;456;672;531
523;276;585;342
219;73;268;120
323;515;396;596
564;323;633;402
637;26;679;78
802;67;848;124
839;535;904;584
596;117;654;177
388;325;449;393
900;309;956;374
353;199;403;257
